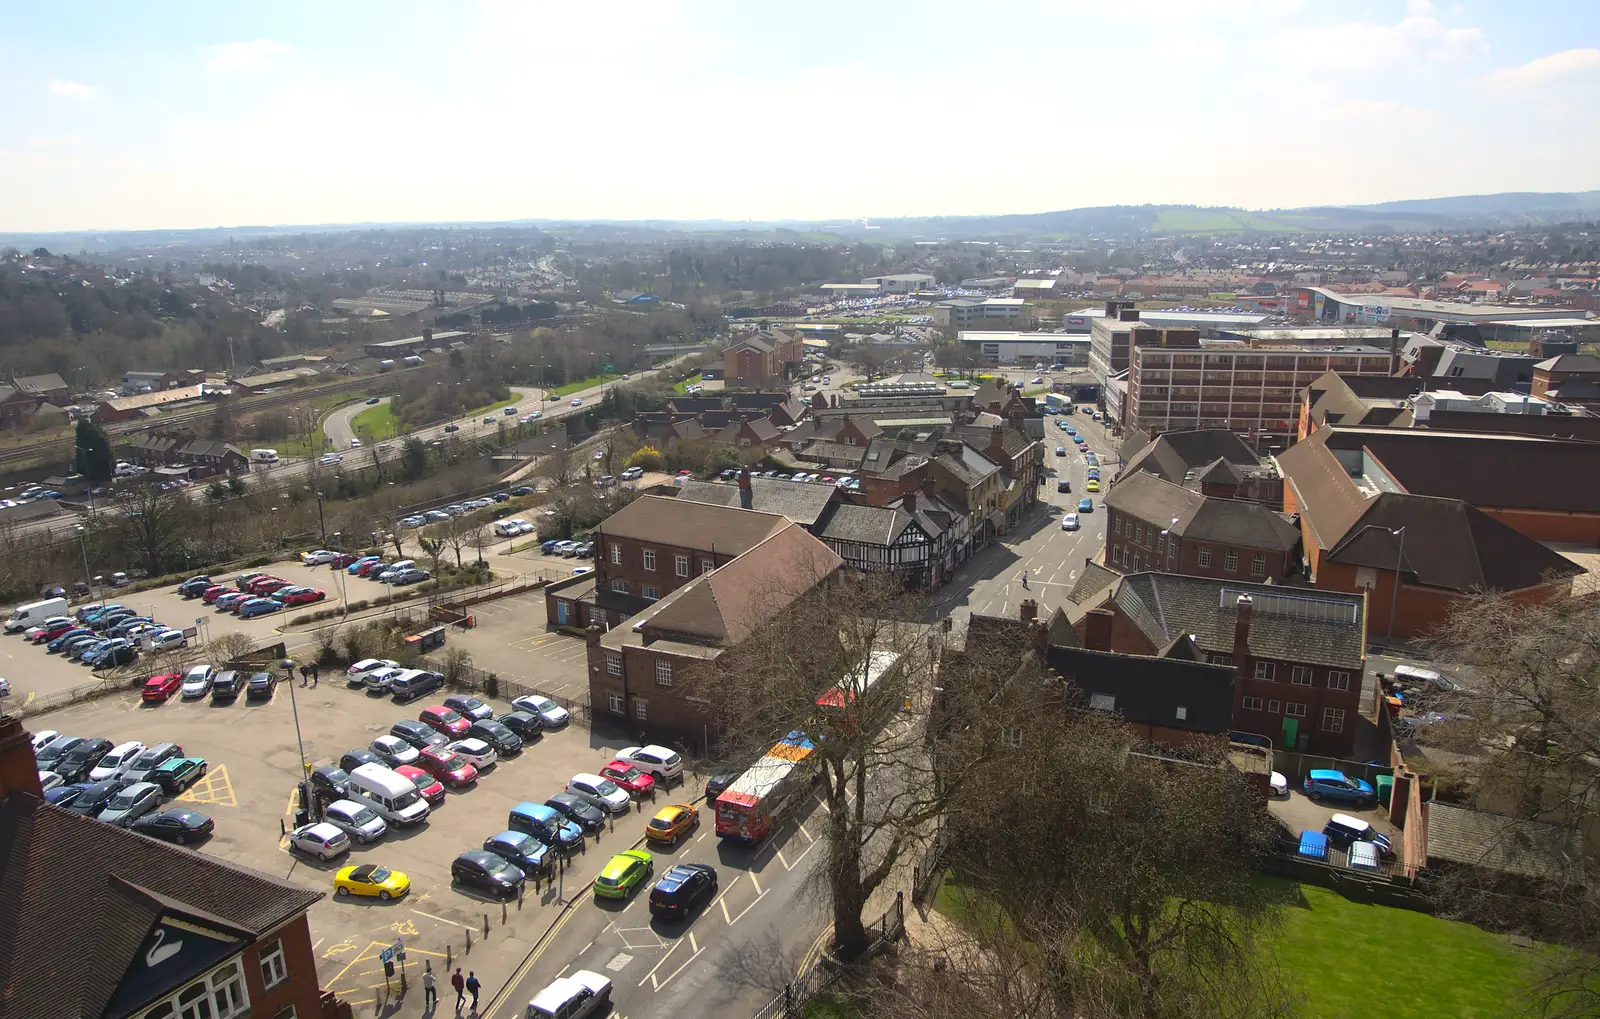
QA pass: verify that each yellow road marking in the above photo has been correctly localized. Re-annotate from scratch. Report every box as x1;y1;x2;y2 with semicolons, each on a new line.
177;763;236;807
323;940;386;989
409;908;468;928
492;889;593;1019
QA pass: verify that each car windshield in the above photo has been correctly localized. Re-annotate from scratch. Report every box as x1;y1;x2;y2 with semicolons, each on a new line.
595;779;621;796
613;765;642;780
133;749;162;767
108;791;138;808
367;867;391;882
439;709;462;723
409;774;433;792
351;807;379;825
440;755;468;771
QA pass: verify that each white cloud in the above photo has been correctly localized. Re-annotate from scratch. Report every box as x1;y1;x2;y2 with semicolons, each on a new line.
204;38;293;73
1270;10;1487;73
27;135;91;148
1486;48;1600;89
48;79;98;100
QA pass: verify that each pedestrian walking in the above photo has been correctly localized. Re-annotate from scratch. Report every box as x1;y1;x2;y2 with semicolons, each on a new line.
422;961;437;1009
298;664;309;687
451;968;465;1014
465;971;481;1012
1021;570;1029;589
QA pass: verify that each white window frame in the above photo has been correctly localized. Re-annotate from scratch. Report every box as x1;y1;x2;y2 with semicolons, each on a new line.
700;558;714;574
1241;695;1263;710
654;659;673;687
610;578;629;594
1254;661;1275;681
634;698;648;720
260;939;288;990
1290;665;1314;686
642;585;661;601
642;549;656;572
1327;671;1351;691
675;553;689;577
1224;549;1238;572
1251;552;1266;576
1322;708;1346;733
607;691;624;714
1135;524;1144;544
609;544;621;565
1197;546;1212;567
1267;699;1281;714
606;653;622;677
1286;702;1307;718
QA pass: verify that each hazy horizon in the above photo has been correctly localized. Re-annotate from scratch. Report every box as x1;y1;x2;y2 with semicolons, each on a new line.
4;0;1598;232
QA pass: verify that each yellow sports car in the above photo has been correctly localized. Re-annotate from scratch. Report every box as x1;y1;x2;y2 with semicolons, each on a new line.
1085;479;1100;492
645;803;699;845
334;864;411;900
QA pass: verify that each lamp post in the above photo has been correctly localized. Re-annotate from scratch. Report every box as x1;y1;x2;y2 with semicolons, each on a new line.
278;657;310;779
315;491;327;545
1385;526;1406;642
74;524;98;607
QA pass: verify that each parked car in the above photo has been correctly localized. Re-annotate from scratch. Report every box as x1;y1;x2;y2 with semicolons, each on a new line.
512;694;570;728
210;670;243;703
599;760;655;798
334;863;410;899
35;735;86;773
323;799;389;844
524;971;611;1019
508;802;584;853
593;849;653;900
1303;769;1376;807
289;821;352;860
369;735;421;768
465;719;522;755
347;658;397;685
178;576;213;597
482;831;551;879
447;737;498;770
566;773;632;816
66;779;124;816
416;747;478;788
131;807;214;844
391;568;430;585
141;672;182;702
56;737;114;784
496;710;544;743
1323;813;1395;858
151;757;207;795
339;749;383;774
245;671;278;700
98;781;164;827
615;745;684;785
451;849;525;898
389;719;449;752
394;764;446;806
310;766;350;800
648;863;718;919
239;598;283;619
545;792;606;834
363;665;405;694
443;694;494;721
419;705;471;737
90;740;144;782
301;549;339;565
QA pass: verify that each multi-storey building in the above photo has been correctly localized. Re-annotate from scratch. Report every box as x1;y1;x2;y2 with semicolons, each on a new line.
1103;472;1300;582
932;298;1032;329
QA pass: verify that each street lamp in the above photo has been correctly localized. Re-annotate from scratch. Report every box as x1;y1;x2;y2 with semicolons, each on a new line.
1385;526;1406;642
277;657;310;780
74;524;98;607
315;491;327;545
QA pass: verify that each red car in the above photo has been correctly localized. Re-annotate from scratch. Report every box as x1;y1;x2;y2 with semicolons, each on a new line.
600;760;656;798
355;560;388;578
416;746;478;787
141;672;183;703
281;588;326;606
249;576;291;596
201;585;230;604
332;553;361;569
419;706;471;737
32;621;77;643
394;764;446;805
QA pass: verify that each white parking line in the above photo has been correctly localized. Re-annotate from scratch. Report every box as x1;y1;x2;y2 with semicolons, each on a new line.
653;934;703;993
726;889;768;926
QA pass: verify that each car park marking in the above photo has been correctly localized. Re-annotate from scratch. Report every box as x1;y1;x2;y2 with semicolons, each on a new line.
409;907;468;927
616;926;669;951
726;888;768;926
388;919;419;937
321;941;359;959
652;933;702;993
640;931;699;989
177;764;235;807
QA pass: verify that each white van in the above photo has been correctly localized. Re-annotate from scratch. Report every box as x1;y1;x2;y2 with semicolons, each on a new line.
6;597;69;634
347;763;431;827
251;448;280;465
494;519;530;538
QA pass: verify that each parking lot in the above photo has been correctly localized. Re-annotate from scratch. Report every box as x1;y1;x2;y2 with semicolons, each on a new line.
447;589;592;702
24;668;684;1010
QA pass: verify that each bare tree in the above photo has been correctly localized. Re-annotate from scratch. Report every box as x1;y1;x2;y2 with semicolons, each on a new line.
535;443;574;488
114;483;197;576
209;630;259;667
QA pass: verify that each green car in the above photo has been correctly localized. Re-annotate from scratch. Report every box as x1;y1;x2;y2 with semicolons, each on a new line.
152;757;208;795
594;849;653;900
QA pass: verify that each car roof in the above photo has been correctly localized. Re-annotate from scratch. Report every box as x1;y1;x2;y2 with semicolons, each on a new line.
1327;813;1371;830
1308;769;1348;781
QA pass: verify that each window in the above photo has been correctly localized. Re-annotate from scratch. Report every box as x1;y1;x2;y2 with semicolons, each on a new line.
654;659;673;687
1286;702;1307;717
642;549;656;571
1224;549;1238;572
1267;699;1281;714
1175;705;1188;721
999;726;1024;748
1254;661;1276;681
606;653;622;677
1251;552;1266;576
1322;708;1346;733
271;1009;298;1019
1133;555;1141;570
1112;547;1122;566
610;578;629;594
1115;516;1123;534
260;940;288;990
1156;533;1165;554
609;544;621;565
642;585;661;600
1197;546;1212;567
1290;666;1313;686
634;699;648;720
1327;671;1351;692
607;692;624;714
209;960;248;1019
1209;653;1232;666
700;558;714;574
1242;696;1263;710
675;553;689;577
1088;693;1116;712
1135;524;1144;544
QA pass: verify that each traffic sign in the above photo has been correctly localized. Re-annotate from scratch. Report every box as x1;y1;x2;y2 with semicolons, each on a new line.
380;945;396;964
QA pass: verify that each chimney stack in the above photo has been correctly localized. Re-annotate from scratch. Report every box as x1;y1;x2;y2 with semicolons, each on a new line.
903;490;916;514
585;623;602;648
738;467;753;509
1389;328;1402;375
1083;608;1114;651
1232;594;1253;671
1019;598;1038;623
1029;619;1049;653
0;716;44;799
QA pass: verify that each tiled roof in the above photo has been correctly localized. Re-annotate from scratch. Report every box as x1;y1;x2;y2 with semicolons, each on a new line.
1066;560;1120;606
0;791;322;1019
935;446;1000;486
1424;802;1584;881
1114;572;1366;669
1534;353;1600;373
676;478;838;528
815;502;918;546
1104;472;1298;551
1327;494;1583;593
795;440;867;468
1122;429;1262;487
596;496;787;555
1275;428;1374;552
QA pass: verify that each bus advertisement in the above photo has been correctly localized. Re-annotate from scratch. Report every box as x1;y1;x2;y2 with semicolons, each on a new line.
714;732;817;844
815;649;904;734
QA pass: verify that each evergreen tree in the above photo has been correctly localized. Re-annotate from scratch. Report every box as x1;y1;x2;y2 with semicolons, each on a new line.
74;419;115;482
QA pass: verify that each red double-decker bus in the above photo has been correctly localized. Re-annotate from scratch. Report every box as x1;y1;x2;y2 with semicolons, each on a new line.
714;733;817;844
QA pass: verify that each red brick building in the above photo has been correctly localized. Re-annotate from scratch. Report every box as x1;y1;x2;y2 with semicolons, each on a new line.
1102;471;1300;581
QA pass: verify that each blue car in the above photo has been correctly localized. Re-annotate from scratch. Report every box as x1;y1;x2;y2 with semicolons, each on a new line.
1077;498;1094;513
1303;769;1376;807
238;598;283;619
507;802;584;853
347;556;382;575
482;830;552;878
48;628;94;652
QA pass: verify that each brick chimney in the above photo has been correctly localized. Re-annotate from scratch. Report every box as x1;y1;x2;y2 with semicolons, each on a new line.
1082;607;1114;651
1019;598;1038;623
921;473;938;499
988;425;1006;461
0;716;43;799
1389;327;1402;375
585;623;603;648
903;490;916;514
1029;619;1049;653
738;466;753;509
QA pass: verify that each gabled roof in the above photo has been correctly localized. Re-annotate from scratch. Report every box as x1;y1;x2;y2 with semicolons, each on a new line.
1534;353;1600;373
934;446;1000;486
1326;493;1582;593
676;478;838;528
1121;429;1262;487
716;417;781;443
814;502;923;547
727;335;774;354
13;372;67;393
597;496;788;555
0;791;323;1019
1103;472;1299;552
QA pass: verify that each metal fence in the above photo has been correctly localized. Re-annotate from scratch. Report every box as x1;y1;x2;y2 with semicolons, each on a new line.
9;672;148;720
911;824;950;907
748;893;907;1019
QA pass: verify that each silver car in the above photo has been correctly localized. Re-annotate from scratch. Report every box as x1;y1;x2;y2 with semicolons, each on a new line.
98;781;163;827
180;665;216;698
566;773;631;816
322;799;389;845
369;735;420;768
288;821;352;860
512;695;569;728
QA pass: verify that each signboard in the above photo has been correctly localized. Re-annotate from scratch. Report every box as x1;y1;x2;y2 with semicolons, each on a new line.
380;939;405;964
183;627;199;639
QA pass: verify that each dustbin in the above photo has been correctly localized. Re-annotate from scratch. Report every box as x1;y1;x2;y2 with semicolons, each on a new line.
1376;774;1395;808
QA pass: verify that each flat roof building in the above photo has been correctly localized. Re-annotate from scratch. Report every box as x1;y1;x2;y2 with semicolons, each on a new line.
861;273;937;294
958;331;1091;366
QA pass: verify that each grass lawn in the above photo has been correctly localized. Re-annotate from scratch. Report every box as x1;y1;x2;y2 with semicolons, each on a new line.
551;374;618;397
351;402;399;442
934;873;1549;1019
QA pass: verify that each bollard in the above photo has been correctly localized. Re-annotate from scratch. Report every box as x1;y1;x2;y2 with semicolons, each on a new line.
502;901;508;924
608;815;614;835
446;944;452;969
482;914;490;939
635;797;642;813
279;818;286;837
464;928;471;953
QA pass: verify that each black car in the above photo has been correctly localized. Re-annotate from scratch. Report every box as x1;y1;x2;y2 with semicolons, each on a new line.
44;784;86;808
57;737;114;784
390;720;450;752
451;849;525;898
509;486;534;497
66;778;125;816
1056;479;1071;493
704;773;738;803
496;711;544;743
310;766;350;800
178;576;213;597
545;792;605;834
340;749;383;774
648;863;718;920
132;807;215;845
466;719;522;756
211;670;242;703
35;736;86;772
246;671;277;701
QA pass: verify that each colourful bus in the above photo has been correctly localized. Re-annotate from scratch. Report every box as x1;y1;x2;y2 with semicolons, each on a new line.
714;733;817;844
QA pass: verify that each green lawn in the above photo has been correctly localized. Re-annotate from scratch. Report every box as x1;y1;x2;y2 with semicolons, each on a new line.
551;374;619;397
934;874;1549;1018
351;401;399;442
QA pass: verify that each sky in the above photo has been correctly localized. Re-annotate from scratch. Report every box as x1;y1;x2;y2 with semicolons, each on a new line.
1;0;1597;231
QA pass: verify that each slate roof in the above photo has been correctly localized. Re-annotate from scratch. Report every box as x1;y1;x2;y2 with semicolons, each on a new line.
728;392;793;412
1534;353;1600;373
1044;645;1235;734
1326;494;1582;593
1424;802;1584;882
676;478;838;528
596;496;788;555
951;424;1034;460
794;440;868;468
1112;572;1366;669
716;417;781;444
727;335;774;353
0;791;322;1019
1104;472;1299;551
13;372;67;394
815;502;921;547
935;446;1001;486
1122;429;1262;487
664;396;727;414
1066;560;1120;607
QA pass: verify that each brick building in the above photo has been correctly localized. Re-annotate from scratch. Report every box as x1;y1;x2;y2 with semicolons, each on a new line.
723;329;803;390
1064;570;1368;755
1531;353;1600;407
1117;428;1285;506
1102;471;1300;581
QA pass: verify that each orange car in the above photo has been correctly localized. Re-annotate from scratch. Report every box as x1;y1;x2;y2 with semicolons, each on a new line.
644;803;699;845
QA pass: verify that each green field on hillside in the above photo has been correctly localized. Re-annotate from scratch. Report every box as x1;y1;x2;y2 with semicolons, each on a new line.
1152;208;1307;234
